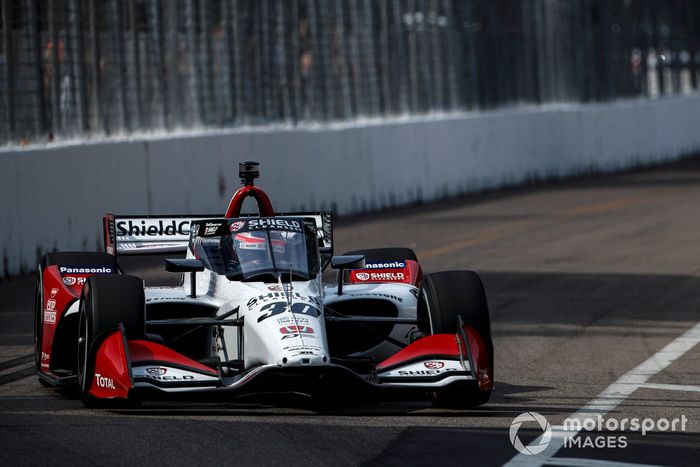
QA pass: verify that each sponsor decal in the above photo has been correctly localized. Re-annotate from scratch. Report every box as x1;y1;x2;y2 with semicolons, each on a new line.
354;271;406;282
282;344;323;352
396;368;458;376
145;296;190;302
145;367;167;376
364;261;405;269
49;288;59;299
95;373;116;390
204;222;220;236
116;219;191;237
63;276;77;286
230;220;246;232
41;352;50;362
268;285;284;292
59;266;114;274
248;218;302;231
277;316;309;325
247;292;320;308
43;310;57;324
344;292;404;302
424;361;445;369
257;302;322;322
45;299;56;312
279;325;315;340
140;367;198;382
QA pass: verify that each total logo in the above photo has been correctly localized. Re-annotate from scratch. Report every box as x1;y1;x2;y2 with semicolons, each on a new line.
95;373;116;390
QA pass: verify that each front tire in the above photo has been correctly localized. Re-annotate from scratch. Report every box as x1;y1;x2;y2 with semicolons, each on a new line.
77;275;145;404
419;271;493;409
35;252;118;380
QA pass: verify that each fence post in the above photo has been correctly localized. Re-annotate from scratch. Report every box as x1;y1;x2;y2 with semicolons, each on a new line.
26;0;45;139
1;0;15;142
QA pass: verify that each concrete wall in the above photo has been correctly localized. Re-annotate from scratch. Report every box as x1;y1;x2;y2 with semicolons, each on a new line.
2;94;700;277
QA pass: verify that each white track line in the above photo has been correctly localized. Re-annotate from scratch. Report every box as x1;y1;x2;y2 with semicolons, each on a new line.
639;383;700;393
504;321;700;467
542;458;665;467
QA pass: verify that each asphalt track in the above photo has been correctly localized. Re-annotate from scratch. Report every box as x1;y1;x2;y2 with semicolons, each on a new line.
1;158;700;466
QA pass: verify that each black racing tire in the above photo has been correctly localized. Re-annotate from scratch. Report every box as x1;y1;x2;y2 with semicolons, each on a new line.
34;252;117;379
418;270;493;409
34;274;43;372
342;247;418;264
77;275;145;404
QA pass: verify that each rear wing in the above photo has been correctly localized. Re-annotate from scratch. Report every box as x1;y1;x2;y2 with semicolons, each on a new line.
103;212;333;258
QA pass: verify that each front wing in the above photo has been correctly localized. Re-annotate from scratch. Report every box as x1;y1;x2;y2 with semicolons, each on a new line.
83;324;493;402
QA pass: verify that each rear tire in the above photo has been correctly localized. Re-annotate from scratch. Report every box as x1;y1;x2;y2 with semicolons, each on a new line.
77;275;145;404
419;271;493;409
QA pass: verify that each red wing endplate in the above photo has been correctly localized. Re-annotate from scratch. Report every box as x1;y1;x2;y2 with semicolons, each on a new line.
86;330;221;401
375;325;492;390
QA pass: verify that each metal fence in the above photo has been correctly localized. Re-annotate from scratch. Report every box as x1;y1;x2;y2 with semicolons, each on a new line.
1;0;699;146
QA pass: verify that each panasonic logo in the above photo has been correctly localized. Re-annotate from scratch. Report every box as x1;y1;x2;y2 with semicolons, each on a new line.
59;266;114;274
365;261;405;269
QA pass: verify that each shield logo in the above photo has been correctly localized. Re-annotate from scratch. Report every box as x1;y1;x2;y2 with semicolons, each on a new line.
424;361;445;369
230;221;246;232
355;272;370;281
145;367;167;376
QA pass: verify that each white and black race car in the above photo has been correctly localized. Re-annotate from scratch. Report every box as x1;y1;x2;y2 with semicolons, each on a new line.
35;162;494;408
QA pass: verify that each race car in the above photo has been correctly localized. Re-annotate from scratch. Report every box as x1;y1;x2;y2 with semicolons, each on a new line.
34;161;494;408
